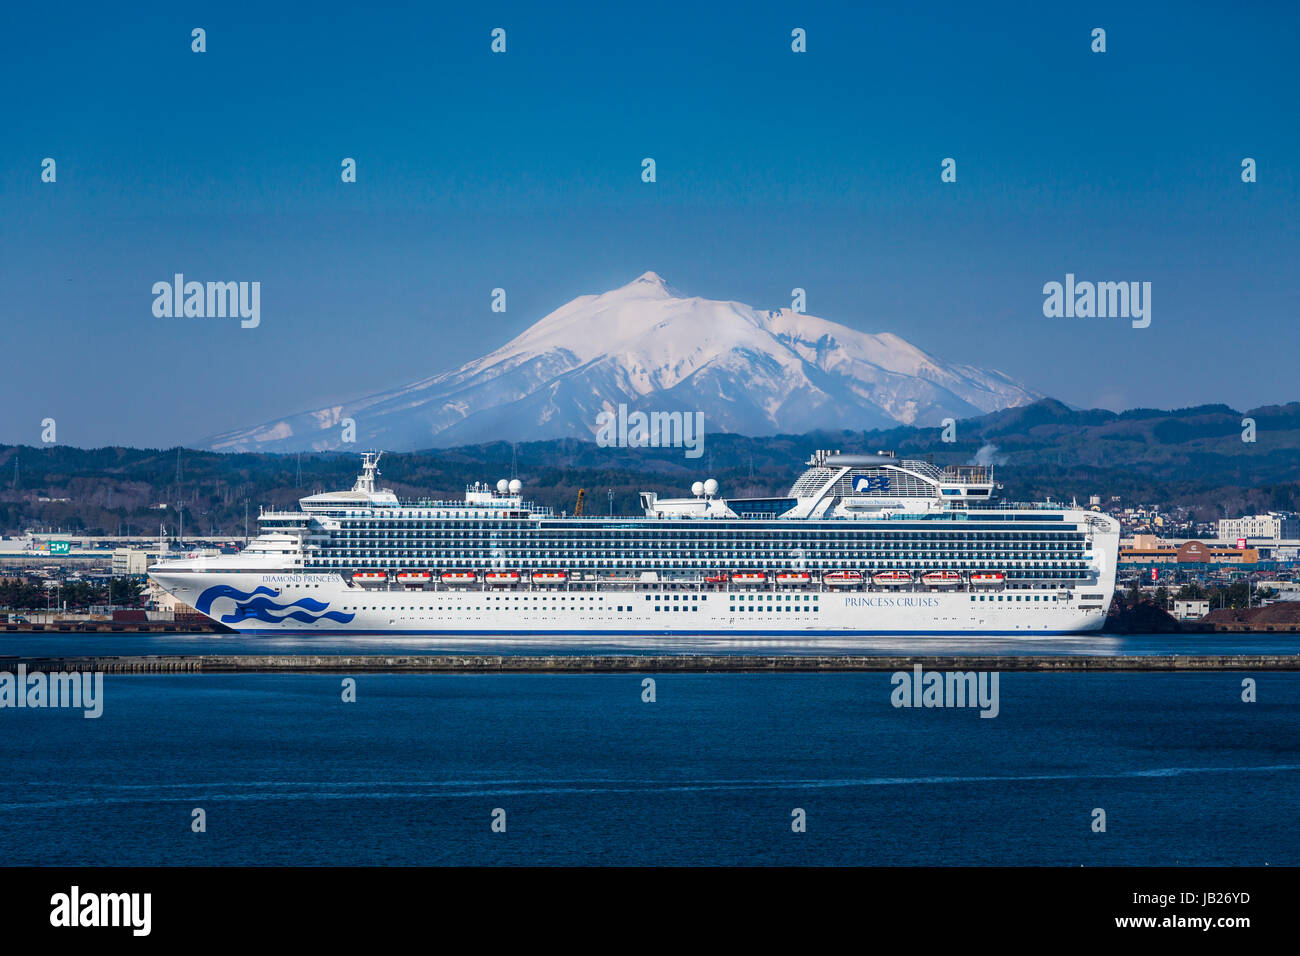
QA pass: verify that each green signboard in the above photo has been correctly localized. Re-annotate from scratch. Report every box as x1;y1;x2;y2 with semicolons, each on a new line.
48;540;71;556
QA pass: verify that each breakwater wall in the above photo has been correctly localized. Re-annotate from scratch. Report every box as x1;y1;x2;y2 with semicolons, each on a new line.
1;654;1297;673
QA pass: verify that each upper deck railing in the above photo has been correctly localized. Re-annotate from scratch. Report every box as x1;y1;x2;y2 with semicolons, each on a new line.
940;465;994;484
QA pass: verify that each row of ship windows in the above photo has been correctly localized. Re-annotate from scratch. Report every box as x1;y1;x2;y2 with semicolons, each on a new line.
325;595;1060;610
641;594;823;602
344;595;626;610
306;560;1090;570
306;554;1086;561
316;543;1083;549
729;605;818;612
265;517;1080;532
314;538;1086;546
272;515;1075;525
269;516;1077;531
306;521;1081;530
307;555;1089;561
338;593;826;607
311;532;1086;543
346;605;646;612
333;605;821;615
308;548;1087;556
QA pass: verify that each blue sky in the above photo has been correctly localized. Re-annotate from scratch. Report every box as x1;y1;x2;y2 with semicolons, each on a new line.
2;1;1296;448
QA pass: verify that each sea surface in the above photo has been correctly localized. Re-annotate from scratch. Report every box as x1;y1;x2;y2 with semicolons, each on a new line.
4;631;1300;657
1;666;1297;865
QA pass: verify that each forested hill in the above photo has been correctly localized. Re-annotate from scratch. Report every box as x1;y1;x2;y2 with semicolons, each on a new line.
2;399;1298;536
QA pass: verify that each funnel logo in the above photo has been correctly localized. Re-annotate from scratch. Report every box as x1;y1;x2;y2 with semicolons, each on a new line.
852;475;890;493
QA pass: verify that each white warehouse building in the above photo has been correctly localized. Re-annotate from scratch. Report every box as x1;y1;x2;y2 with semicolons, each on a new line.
1217;512;1300;543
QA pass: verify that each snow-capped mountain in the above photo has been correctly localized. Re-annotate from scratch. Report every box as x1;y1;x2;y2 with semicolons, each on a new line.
204;272;1040;452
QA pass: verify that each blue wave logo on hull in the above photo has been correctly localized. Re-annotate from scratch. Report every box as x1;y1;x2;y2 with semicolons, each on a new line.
195;584;354;625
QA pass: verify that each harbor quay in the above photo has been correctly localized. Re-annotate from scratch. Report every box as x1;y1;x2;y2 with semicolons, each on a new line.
3;654;1297;674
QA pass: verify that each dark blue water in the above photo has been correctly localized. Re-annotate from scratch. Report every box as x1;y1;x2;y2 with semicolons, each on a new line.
5;631;1300;656
1;672;1296;865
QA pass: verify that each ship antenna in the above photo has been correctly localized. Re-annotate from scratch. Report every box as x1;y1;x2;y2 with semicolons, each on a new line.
354;450;382;494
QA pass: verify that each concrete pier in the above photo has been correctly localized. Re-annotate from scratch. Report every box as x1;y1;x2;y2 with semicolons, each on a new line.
1;620;227;633
0;654;1297;673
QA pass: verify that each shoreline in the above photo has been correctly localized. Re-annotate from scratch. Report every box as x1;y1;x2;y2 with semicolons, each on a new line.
2;653;1298;673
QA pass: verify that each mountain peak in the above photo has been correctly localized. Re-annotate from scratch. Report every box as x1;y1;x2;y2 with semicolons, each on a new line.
617;271;680;298
204;275;1040;452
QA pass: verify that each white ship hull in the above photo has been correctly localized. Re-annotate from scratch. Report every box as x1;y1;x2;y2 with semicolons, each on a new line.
151;570;1112;636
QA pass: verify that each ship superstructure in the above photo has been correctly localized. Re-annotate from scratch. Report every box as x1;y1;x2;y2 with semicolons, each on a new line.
149;450;1119;635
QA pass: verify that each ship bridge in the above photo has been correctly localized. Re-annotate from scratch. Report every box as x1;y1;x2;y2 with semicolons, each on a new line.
780;449;999;519
638;449;1000;520
299;451;399;512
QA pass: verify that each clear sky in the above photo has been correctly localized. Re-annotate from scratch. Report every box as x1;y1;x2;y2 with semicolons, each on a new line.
2;1;1296;448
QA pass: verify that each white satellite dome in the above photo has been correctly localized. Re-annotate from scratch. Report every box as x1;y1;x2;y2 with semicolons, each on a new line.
704;478;718;496
508;478;522;494
496;479;509;493
691;481;705;497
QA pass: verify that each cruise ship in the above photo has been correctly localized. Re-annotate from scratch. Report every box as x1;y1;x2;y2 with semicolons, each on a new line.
148;450;1120;636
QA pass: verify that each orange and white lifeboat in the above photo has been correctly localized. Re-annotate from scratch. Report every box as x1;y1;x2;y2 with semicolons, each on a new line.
872;570;912;586
396;570;432;587
730;571;767;586
970;571;1006;587
484;571;521;587
921;570;963;588
531;571;568;586
352;571;387;584
822;570;863;587
775;571;812;587
440;570;478;585
704;573;728;584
